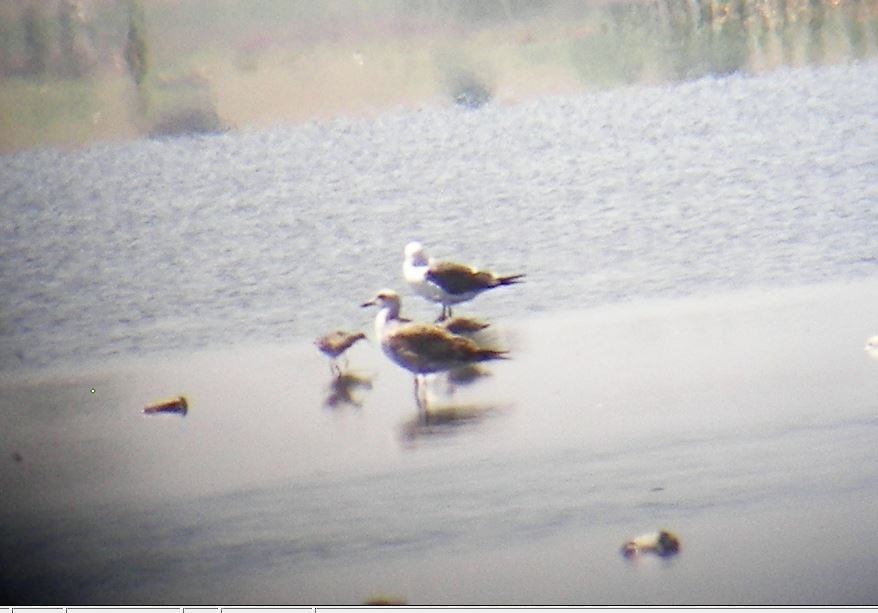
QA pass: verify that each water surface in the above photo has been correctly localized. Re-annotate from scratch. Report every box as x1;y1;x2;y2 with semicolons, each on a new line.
1;60;876;373
1;60;878;605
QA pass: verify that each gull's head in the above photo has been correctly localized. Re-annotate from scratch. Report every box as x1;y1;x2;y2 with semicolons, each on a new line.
361;289;402;311
404;241;429;266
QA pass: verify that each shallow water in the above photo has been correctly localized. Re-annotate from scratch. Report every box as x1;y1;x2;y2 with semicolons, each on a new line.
1;60;878;605
2;281;878;604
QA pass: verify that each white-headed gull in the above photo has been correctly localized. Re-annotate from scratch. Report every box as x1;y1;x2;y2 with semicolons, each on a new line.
403;242;524;321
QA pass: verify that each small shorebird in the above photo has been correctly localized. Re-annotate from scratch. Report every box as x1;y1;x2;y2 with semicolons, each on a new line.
315;330;367;375
361;289;507;410
441;315;491;335
403;242;525;321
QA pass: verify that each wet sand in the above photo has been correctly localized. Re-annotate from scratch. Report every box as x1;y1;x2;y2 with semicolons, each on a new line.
2;279;878;604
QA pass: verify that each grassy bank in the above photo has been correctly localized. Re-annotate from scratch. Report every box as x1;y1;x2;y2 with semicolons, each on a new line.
1;0;877;153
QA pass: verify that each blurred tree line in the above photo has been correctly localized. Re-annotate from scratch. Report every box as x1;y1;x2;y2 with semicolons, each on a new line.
1;0;875;109
2;0;874;82
0;1;151;88
0;0;99;78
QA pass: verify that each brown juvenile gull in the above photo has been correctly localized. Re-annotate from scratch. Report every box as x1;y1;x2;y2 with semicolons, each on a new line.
314;330;367;375
441;315;491;335
403;242;525;321
369;311;489;335
361;289;507;410
440;315;493;393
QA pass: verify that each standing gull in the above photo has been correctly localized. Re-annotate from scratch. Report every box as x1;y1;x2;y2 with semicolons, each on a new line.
403;242;525;321
315;330;367;375
361;289;507;410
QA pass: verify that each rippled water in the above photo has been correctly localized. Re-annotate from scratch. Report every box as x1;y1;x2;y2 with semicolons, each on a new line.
2;60;878;605
2;60;877;374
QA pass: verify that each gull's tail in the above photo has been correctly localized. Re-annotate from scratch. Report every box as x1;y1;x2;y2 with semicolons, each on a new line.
474;348;509;362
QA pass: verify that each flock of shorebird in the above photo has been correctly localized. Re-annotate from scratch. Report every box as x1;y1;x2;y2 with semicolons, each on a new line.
315;242;525;410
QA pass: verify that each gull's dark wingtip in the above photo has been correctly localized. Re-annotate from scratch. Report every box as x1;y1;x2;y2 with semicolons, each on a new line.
499;273;525;285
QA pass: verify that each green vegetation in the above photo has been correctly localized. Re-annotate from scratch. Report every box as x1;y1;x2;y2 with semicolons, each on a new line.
1;0;876;152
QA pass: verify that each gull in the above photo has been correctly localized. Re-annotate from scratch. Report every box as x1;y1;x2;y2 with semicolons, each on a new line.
440;315;493;394
361;289;507;410
403;242;525;321
442;315;491;335
315;330;367;375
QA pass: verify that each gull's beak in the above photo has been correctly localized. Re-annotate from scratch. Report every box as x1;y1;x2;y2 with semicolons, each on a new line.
361;297;377;308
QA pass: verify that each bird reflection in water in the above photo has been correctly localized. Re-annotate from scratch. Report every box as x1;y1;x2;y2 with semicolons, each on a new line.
323;370;373;408
446;362;492;394
315;329;373;408
399;400;506;443
397;358;505;443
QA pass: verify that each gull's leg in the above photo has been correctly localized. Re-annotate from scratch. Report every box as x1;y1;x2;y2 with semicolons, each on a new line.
414;374;430;413
446;371;456;397
413;375;423;410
